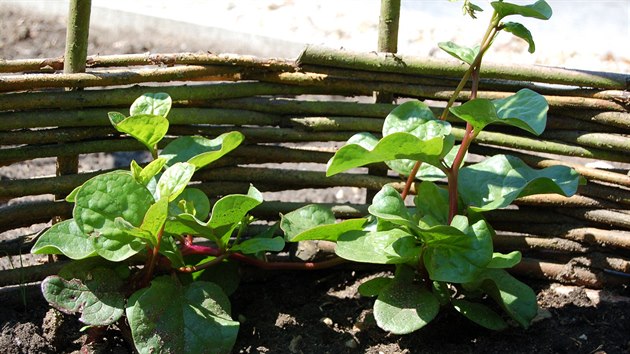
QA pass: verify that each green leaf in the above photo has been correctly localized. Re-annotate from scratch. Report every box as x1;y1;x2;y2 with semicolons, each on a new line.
74;171;153;261
449;89;548;136
487;251;522;268
502;22;536;53
414;181;449;227
113;114;169;152
358;277;393;297
160;132;245;169
382;100;445;138
491;0;552;20
432;281;452;306
373;281;440;334
459;154;581;211
130;92;172;117
157;162;196;201
327;132;453;176
65;185;82;202
159;235;185;268
231;236;285;254
126;277;238;354
31;219;96;259
451;298;508;330
438;41;480;65
478;269;538;328
137;158;167;186
286;218;367;242
368;185;415;229
107;111;126;125
169;188;211;220
42;267;125;326
417;144;460;181
192;259;241;296
208;185;263;244
280;204;336;240
422;217;493;283
336;229;420;264
140;197;169;240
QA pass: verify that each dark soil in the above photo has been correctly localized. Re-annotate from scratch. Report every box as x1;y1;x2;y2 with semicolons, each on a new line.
2;4;630;354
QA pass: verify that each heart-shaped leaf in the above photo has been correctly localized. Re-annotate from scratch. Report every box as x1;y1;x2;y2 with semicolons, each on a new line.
438;41;480;65
160;132;245;169
502;22;536;53
280;204;336;240
336;229;420;264
42;267;125;326
113;114;169;152
126;277;238;354
491;0;552;20
382;100;445;138
31;219;96;259
373;281;440;334
459;154;581;211
130;92;172;117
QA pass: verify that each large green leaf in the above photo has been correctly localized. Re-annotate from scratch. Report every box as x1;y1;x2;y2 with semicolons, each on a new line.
42;267;125;326
157;162;196;201
327;132;453;176
336;229;420;264
112;114;169;152
438;41;480;65
31;219;96;259
459;154;581;211
478;269;538;328
449;89;548;136
451;298;508;330
491;0;552;20
422;217;493;283
160;132;245;169
373;281;440;334
74;171;154;261
130;92;172;117
382;100;446;138
502;22;536;53
280;204;336;240
126;277;238;354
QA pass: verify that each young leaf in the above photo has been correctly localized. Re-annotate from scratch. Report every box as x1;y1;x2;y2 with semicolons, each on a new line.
208;185;263;245
336;229;420;264
126;277;238;354
169;188;211;220
491;0;552;20
449;89;548;136
458;154;581;212
230;236;285;254
130;92;172;117
368;185;415;230
107;111;126;125
326;132;453;176
487;251;522;269
65;184;82;202
140;197;169;239
113;114;169;152
42;267;125;326
502;22;536;53
358;277;393;297
286;218;367;242
31;219;96;259
156;162;196;201
160;132;245;169
479;268;538;328
137;158;167;185
438;41;480;65
421;217;493;283
74;171;153;261
451;298;508;330
280;204;336;240
373;281;440;334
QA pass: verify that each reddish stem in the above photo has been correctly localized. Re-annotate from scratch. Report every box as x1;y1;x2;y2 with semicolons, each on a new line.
143;224;165;285
401;161;422;199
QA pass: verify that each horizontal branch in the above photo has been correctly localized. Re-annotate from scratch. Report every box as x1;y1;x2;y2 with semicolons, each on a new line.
513;257;627;288
492;223;630;249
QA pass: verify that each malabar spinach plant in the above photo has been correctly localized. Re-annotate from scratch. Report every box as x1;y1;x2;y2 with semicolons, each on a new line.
31;93;285;353
282;0;583;334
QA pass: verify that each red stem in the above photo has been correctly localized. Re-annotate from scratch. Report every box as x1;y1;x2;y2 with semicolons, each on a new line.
143;224;165;285
401;161;422;199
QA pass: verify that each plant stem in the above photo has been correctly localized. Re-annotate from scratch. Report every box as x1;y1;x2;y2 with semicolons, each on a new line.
143;224;165;285
178;254;229;273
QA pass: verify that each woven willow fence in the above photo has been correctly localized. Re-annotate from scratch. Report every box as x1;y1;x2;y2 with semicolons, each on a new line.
1;3;630;290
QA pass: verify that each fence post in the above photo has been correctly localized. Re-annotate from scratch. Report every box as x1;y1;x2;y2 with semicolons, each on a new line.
55;0;92;218
367;0;401;202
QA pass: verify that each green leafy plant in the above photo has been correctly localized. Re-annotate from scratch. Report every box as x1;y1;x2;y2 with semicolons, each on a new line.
32;93;288;353
282;0;583;334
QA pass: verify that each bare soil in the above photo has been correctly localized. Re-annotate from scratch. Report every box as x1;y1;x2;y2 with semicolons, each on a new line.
1;4;630;354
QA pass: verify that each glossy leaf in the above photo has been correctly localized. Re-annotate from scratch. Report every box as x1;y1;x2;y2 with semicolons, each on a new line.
487;251;522;268
449;89;548;136
491;0;552;20
31;219;96;259
326;132;453;176
503;22;535;53
208;185;263;244
136;158;167;186
140;197;169;240
336;229;420;264
74;171;153;261
358;277;393;297
280;204;336;240
157;162;195;201
160;132;245;169
230;236;285;254
130;92;172;117
368;185;415;230
479;269;538;328
438;41;480;65
373;281;440;334
414;181;449;227
422;217;493;283
459;154;581;211
42;267;125;326
286;218;367;242
451;298;508;330
113;114;169;152
126;277;238;354
382;100;445;138
169;188;211;220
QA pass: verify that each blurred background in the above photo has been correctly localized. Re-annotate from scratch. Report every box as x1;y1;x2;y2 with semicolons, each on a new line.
1;0;628;72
